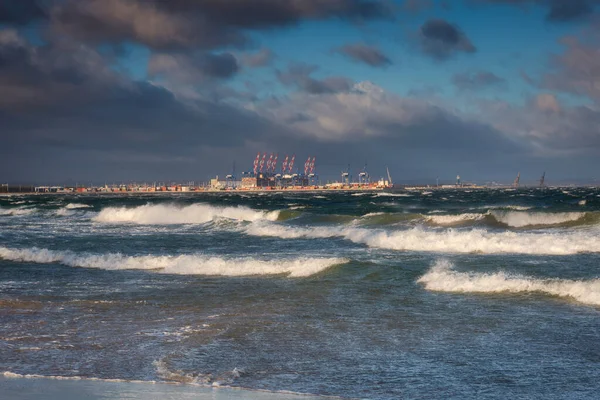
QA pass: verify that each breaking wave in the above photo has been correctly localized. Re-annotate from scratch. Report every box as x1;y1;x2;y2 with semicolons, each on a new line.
490;211;586;228
245;224;600;255
425;213;485;226
418;259;600;306
93;203;280;224
375;192;412;197
0;207;34;216
64;203;92;209
423;211;592;228
0;246;346;277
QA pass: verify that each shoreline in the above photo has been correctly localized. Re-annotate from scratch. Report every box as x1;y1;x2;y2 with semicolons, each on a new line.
1;187;391;196
0;373;332;400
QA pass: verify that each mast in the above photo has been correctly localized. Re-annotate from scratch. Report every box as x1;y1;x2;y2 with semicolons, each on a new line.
387;167;393;185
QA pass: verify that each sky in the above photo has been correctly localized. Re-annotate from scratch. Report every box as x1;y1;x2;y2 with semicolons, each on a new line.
1;0;600;185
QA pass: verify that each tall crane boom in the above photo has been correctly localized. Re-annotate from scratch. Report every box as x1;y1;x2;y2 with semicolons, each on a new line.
281;155;289;174
253;152;260;175
271;154;278;173
259;154;266;172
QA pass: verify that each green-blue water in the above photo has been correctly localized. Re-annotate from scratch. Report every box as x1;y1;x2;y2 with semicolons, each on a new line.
1;188;599;398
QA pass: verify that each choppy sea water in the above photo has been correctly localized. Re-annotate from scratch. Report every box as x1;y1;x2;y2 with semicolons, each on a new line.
1;188;599;399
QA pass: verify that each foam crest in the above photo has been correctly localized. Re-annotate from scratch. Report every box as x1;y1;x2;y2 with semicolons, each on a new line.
425;213;485;225
0;246;345;277
246;224;600;255
2;370;152;384
491;211;586;227
418;259;600;306
0;207;34;216
93;203;280;224
65;203;92;209
376;192;412;197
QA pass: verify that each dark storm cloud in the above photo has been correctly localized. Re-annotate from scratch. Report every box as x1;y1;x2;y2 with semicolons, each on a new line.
0;29;113;110
418;19;476;60
546;0;594;21
277;63;353;94
335;43;392;67
148;52;239;84
452;71;506;91
51;0;392;50
479;95;600;152
473;0;599;22
0;0;48;25
0;30;275;181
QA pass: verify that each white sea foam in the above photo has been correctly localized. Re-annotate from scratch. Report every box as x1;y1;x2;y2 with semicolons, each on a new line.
154;359;211;384
93;203;280;224
0;207;34;216
245;224;600;255
491;211;586;227
0;246;346;277
425;213;485;225
55;208;72;217
64;203;92;209
418;259;600;306
478;205;532;211
2;370;153;384
362;212;386;218
376;192;412;197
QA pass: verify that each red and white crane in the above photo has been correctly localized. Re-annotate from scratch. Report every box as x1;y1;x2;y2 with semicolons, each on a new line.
281;155;289;174
253;152;260;175
304;156;311;176
271;154;278;173
259;153;266;173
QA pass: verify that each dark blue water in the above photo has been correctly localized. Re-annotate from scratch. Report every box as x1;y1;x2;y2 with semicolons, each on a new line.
1;188;599;399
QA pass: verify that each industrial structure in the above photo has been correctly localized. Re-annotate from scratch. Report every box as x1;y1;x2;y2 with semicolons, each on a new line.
215;152;392;191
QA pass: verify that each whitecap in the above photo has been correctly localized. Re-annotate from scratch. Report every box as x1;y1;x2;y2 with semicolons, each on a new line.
93;203;280;225
418;259;600;306
0;246;347;277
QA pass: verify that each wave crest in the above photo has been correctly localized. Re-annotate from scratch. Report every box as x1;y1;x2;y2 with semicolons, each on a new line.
245;224;600;255
490;211;586;228
93;203;280;225
0;207;34;216
65;203;92;209
0;246;346;277
418;259;600;306
425;213;485;226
